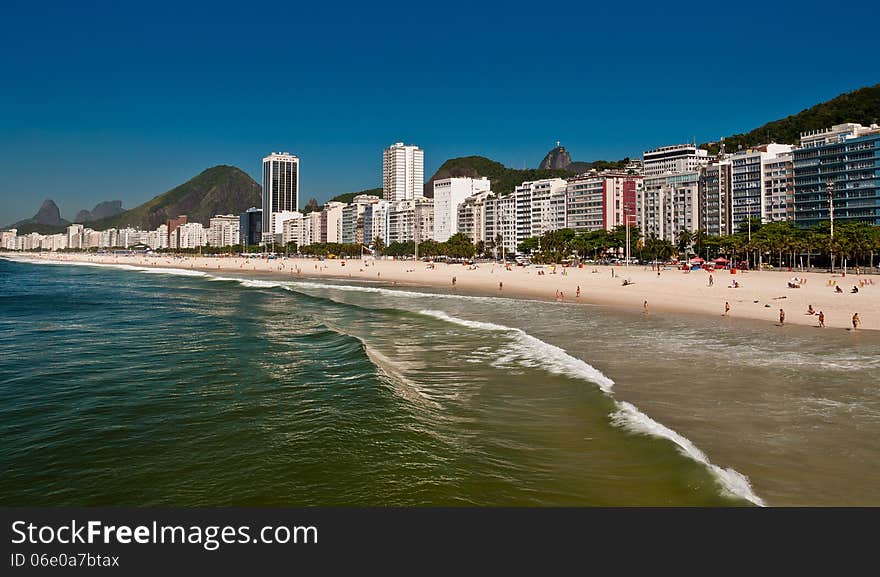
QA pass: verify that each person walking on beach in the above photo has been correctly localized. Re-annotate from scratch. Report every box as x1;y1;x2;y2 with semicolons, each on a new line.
852;313;860;330
499;281;503;291
576;285;581;298
643;300;648;314
452;276;457;286
818;310;825;328
724;301;730;316
779;308;785;326
709;274;714;287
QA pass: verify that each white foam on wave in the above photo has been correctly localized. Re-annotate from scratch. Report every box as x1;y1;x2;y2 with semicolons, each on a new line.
611;402;765;506
417;308;765;506
287;280;530;304
10;258;152;272
419;309;614;392
137;267;208;277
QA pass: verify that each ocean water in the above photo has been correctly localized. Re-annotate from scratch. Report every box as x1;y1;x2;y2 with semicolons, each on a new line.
1;257;879;506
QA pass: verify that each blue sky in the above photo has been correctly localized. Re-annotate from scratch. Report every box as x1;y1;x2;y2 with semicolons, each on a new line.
1;0;877;224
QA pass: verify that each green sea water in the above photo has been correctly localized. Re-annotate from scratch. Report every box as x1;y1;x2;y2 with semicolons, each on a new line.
2;257;879;506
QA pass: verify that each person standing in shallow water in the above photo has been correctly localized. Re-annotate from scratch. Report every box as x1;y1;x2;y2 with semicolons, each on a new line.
852;313;860;330
779;308;785;325
818;310;825;327
724;301;730;316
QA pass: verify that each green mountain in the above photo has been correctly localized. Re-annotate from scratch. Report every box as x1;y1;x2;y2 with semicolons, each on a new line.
7;166;260;234
87;165;261;230
425;156;573;197
702;83;880;154
327;188;383;205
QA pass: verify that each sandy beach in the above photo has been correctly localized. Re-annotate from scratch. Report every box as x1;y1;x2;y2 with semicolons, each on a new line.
11;252;879;331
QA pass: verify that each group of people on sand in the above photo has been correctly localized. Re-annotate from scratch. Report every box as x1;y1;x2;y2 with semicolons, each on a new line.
783;304;860;329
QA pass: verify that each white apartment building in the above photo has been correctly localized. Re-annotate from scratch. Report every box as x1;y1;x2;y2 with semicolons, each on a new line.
272;210;301;243
307;211;322;246
513;179;567;245
763;152;794;222
456;191;495;243
262;152;300;240
643;144;708;177
67;224;84;250
41;233;67;251
730;143;793;228
172;222;206;249
282;213;312;249
1;229;17;250
85;230;102;249
799;123;880;148
387;198;433;244
638;172;700;242
364;200;391;245
321;201;346;244
341;195;380;244
383;142;424;202
483;194;517;257
432;177;491;242
147;225;168;250
208;215;240;248
99;228;117;248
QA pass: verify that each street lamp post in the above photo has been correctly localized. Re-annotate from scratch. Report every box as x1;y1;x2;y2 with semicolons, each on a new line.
746;197;752;270
413;200;421;262
828;179;835;273
625;214;635;270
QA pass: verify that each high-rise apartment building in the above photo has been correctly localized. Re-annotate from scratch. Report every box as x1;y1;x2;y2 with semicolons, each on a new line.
643;144;708;177
565;173;641;233
383;142;424;202
513;179;567;245
793;124;880;227
699;161;732;237
239;207;262;247
638;172;700;242
262;152;300;239
432;177;491;242
730;144;793;229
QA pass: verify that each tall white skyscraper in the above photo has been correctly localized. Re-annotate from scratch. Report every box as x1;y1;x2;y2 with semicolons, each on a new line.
383;142;424;202
262;152;300;239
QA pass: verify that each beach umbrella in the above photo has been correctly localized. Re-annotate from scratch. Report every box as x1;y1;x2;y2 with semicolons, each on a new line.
713;257;729;263
689;257;705;263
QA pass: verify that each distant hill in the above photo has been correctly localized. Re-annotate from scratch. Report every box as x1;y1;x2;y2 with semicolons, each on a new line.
425;156;572;197
75;200;124;223
6;166;260;235
702;83;880;154
537;144;630;173
539;145;573;169
86;165;261;230
7;199;70;234
327;188;383;205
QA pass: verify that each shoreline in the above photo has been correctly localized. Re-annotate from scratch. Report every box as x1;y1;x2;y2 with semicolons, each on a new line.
6;252;879;332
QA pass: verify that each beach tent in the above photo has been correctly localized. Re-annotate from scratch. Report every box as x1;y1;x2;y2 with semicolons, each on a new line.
713;257;729;263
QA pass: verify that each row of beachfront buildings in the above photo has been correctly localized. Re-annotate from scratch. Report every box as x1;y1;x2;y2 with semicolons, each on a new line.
3;123;879;254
